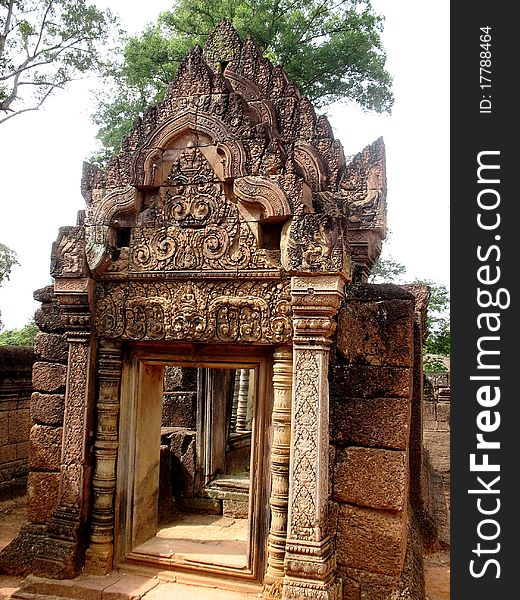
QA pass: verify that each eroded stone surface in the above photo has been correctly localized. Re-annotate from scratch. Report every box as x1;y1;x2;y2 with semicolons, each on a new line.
334;447;407;511
28;425;62;471
32;362;67;393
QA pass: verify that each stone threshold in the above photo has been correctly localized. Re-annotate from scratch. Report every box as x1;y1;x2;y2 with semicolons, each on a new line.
12;568;263;600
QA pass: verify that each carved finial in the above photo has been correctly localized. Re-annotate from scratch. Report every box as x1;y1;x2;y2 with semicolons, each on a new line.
203;19;242;72
165;45;213;99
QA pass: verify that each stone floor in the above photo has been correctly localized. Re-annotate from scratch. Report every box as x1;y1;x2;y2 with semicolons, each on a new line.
133;513;248;569
0;496;450;599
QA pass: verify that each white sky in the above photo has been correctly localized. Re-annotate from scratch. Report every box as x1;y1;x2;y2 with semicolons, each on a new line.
0;0;449;329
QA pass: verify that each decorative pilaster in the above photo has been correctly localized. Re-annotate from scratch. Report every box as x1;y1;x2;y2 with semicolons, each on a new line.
34;278;96;578
236;368;251;433
85;340;123;574
264;346;293;599
283;276;344;600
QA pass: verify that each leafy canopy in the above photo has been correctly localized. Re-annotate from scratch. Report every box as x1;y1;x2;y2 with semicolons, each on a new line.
0;0;117;124
93;0;393;161
0;319;38;346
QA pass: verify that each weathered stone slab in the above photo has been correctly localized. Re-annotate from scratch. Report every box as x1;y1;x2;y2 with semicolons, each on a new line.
27;471;60;523
33;285;54;303
34;303;64;333
31;392;65;426
32;362;67;393
334;447;407;511
337;299;414;367
34;332;68;363
336;504;407;576
330;364;412;399
330;397;410;450
28;424;62;471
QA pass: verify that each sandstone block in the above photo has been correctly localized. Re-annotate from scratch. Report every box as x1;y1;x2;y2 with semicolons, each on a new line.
32;362;67;393
334;447;407;511
336;504;407;576
337;299;414;367
8;409;31;443
331;364;412;400
34;303;64;333
15;442;29;459
33;285;54;303
330;397;410;450
0;444;16;463
31;392;65;426
437;402;450;424
29;425;63;471
27;471;60;523
34;332;68;363
222;499;249;519
0;412;7;441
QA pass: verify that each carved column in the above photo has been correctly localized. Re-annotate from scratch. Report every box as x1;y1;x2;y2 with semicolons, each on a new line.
282;276;344;600
236;368;251;433
231;369;241;431
85;340;123;574
264;346;293;599
34;278;96;578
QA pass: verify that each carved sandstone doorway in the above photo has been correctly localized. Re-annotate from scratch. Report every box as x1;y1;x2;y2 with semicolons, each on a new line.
114;344;273;582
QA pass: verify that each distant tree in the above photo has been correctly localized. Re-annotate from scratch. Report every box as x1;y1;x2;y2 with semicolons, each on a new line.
92;0;393;161
369;256;407;283
0;0;117;125
0;241;18;284
0;318;38;346
0;241;18;330
369;256;450;370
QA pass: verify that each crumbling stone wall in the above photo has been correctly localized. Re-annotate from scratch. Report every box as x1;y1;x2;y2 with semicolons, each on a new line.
422;373;450;547
28;285;68;525
0;286;68;575
0;345;35;501
330;283;425;600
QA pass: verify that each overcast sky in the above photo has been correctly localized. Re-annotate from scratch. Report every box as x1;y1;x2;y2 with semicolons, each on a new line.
0;0;449;329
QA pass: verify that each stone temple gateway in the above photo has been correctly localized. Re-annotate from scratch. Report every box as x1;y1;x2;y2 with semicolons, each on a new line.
1;21;431;600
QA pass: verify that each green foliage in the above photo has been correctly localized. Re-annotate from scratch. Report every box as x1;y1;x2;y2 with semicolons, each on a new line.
0;319;38;346
1;0;117;124
369;257;450;366
369;256;407;283
0;241;18;285
93;0;393;159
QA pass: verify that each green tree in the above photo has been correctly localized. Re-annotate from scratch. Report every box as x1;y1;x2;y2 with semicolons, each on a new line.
0;0;117;125
0;241;18;330
369;257;450;370
93;0;393;161
0;319;38;346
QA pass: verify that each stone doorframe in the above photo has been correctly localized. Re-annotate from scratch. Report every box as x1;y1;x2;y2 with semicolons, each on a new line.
115;345;273;581
52;274;344;599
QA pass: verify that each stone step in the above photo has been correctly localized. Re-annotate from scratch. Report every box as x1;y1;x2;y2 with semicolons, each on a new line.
11;572;262;600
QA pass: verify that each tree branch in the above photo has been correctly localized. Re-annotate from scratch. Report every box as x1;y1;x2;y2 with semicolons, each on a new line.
0;0;16;56
0;84;55;125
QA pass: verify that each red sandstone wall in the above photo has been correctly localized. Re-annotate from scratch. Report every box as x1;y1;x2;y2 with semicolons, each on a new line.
330;284;423;600
0;346;35;501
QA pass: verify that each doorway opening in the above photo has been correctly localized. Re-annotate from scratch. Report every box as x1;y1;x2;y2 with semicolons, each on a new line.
115;347;272;581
